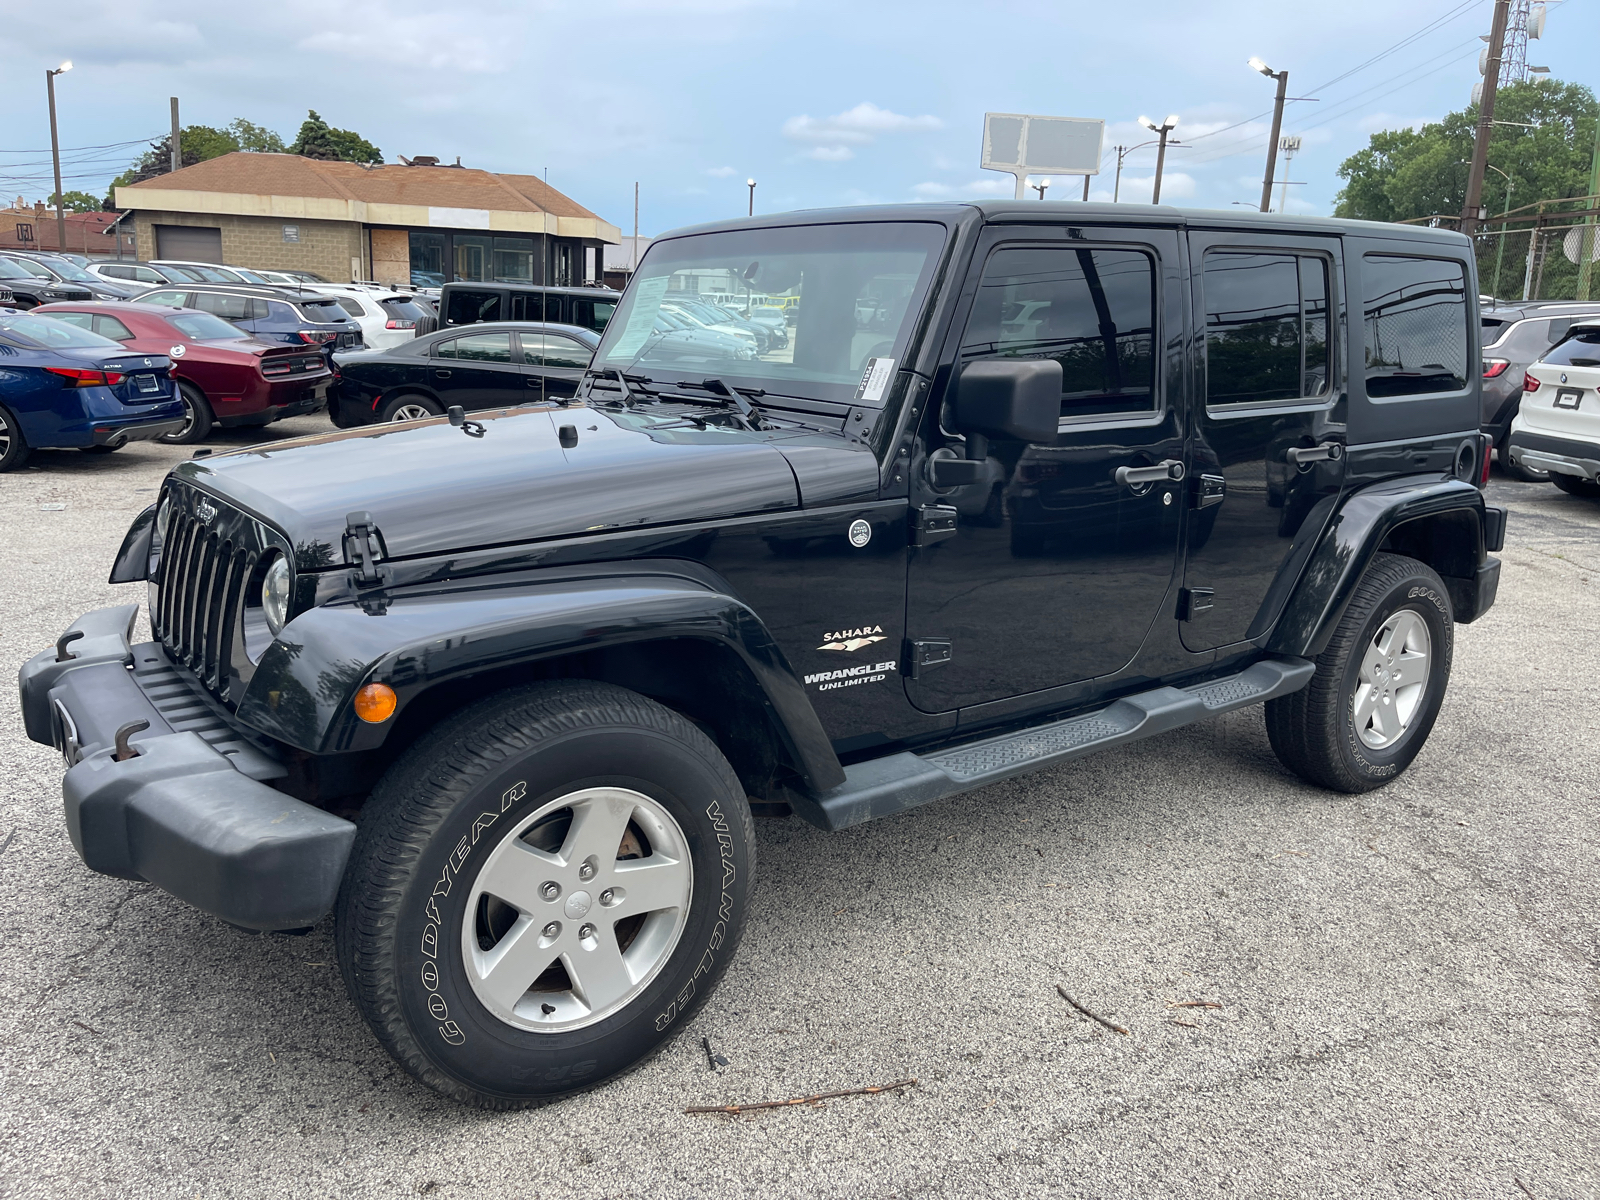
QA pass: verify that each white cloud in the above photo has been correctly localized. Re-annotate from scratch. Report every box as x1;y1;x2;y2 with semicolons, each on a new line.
705;166;738;177
296;2;505;73
1112;172;1197;204
783;101;941;161
909;177;1015;200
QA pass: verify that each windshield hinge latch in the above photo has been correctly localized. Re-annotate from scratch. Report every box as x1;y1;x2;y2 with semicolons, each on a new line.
343;510;389;588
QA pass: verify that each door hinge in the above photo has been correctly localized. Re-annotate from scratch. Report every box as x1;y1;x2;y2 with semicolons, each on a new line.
912;504;958;547
904;637;953;679
1177;587;1215;621
343;510;390;588
1193;474;1226;509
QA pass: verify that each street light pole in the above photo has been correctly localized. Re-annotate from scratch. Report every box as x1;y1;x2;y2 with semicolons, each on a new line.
1139;116;1179;205
1032;180;1049;200
45;61;72;256
1249;57;1289;213
1485;164;1514;299
747;178;756;216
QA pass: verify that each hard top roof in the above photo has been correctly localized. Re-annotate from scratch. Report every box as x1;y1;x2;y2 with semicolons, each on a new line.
440;281;621;297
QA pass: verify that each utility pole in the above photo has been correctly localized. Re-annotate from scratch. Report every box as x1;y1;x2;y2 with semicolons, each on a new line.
1113;146;1126;202
170;97;180;173
747;178;756;217
1463;0;1511;236
1031;180;1049;199
46;63;71;256
1250;59;1290;213
632;181;639;272
1577;121;1600;301
1139;116;1179;205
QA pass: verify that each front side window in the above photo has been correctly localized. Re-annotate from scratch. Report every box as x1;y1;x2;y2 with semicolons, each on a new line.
1362;253;1469;398
194;292;251;321
1203;251;1331;407
961;245;1158;419
1542;327;1600;367
0;311;120;348
93;315;135;341
523;333;592;369
509;292;545;322
595;221;946;405
140;290;188;308
446;288;503;325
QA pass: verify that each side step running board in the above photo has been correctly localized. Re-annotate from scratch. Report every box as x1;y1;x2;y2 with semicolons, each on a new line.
794;657;1315;832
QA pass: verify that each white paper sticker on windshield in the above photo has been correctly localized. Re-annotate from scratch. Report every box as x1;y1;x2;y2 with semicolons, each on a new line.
855;357;896;404
610;274;671;360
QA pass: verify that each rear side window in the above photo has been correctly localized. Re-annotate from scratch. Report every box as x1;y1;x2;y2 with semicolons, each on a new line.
961;245;1158;420
446;288;503;325
168;312;246;340
1202;251;1331;407
1543;328;1600;367
49;312;96;332
509;293;545;321
93;315;135;341
195;292;252;321
1362;254;1469;398
522;333;592;369
298;299;346;322
334;297;367;318
450;332;513;362
100;265;134;280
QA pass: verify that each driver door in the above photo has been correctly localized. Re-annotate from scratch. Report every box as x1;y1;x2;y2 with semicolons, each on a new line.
904;227;1187;713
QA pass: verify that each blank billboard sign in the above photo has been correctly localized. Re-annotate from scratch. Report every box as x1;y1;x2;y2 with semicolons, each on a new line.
982;113;1104;175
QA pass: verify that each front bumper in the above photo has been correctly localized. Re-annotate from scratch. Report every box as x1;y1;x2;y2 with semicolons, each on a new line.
1504;429;1600;481
18;606;356;931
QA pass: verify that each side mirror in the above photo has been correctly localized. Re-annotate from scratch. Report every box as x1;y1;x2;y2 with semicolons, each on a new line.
954;358;1061;448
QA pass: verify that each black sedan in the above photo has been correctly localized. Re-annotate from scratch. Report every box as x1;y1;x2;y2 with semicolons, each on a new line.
331;321;598;426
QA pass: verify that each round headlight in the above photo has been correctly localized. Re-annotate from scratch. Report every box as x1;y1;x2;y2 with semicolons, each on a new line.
154;495;171;543
261;555;292;635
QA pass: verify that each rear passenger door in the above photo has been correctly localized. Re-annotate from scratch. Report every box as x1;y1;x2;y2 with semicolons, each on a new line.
432;332;521;409
1181;233;1346;653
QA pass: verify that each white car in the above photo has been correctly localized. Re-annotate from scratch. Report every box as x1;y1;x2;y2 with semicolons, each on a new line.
297;285;434;350
1505;319;1600;498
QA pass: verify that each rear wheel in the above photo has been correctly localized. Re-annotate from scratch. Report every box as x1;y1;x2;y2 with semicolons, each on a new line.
381;394;443;423
0;405;29;472
1550;472;1600;498
335;680;755;1108
1266;552;1453;793
159;382;214;444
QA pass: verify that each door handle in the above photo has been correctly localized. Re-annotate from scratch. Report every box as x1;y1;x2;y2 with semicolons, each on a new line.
1285;441;1344;465
1115;459;1186;487
434;369;451;378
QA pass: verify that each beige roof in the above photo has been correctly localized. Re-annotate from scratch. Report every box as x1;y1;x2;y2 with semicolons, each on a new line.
117;153;618;242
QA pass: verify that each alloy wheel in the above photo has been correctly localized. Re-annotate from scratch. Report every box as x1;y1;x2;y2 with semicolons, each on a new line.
390;404;436;422
1353;609;1432;750
460;786;693;1033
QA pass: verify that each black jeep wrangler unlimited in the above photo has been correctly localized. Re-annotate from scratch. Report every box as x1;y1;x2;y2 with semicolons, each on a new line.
20;203;1506;1107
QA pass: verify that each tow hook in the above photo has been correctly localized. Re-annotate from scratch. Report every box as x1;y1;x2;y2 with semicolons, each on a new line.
113;719;150;762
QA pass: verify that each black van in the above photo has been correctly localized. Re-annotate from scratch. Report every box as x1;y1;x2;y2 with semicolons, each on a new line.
440;282;620;334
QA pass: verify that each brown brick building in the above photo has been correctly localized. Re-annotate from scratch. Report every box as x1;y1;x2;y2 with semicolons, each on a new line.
115;153;620;287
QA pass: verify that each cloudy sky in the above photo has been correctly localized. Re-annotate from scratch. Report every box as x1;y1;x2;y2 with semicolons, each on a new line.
2;0;1596;236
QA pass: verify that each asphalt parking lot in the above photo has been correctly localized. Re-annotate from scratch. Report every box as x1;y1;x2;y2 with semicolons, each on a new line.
1;424;1596;1200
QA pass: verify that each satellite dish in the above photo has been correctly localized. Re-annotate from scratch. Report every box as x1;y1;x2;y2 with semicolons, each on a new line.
1562;226;1600;265
1471;81;1485;107
1529;3;1546;39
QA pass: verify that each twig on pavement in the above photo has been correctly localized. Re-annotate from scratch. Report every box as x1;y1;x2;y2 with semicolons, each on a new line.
1515;1178;1539;1200
1056;985;1129;1035
71;1020;101;1035
1168;1000;1223;1010
685;1078;916;1115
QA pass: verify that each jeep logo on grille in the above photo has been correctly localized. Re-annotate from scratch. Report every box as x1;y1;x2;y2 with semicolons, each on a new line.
195;500;218;524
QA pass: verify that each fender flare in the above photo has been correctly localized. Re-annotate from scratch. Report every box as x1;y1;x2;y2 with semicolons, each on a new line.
1267;476;1491;659
236;574;847;793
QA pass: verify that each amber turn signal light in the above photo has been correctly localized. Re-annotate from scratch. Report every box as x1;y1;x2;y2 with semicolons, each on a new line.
353;682;398;723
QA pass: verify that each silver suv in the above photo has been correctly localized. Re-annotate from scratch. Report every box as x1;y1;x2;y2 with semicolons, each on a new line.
1481;302;1600;479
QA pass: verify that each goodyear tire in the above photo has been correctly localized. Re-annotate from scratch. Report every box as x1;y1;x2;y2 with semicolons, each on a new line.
335;680;755;1108
1265;552;1453;793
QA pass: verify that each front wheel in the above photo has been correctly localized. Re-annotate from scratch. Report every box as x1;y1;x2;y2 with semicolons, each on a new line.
1266;552;1453;793
335;681;755;1108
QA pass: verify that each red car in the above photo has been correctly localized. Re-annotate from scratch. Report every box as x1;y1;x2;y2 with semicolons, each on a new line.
31;301;331;443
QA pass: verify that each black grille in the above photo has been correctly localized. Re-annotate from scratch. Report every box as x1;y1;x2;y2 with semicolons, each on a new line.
153;505;253;695
56;288;94;301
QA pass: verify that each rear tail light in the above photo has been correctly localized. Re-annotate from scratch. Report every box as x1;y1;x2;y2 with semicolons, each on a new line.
1482;359;1510;379
385;319;416;330
46;367;124;388
297;329;335;345
1523;372;1541;392
1480;438;1493;488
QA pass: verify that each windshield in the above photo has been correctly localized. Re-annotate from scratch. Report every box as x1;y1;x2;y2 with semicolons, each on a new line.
593;221;946;404
0;259;35;280
40;258;97;281
167;312;248;341
0;311;123;349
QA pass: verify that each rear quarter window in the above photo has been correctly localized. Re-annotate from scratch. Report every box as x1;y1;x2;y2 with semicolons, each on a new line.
1542;328;1600;367
1362;253;1470;399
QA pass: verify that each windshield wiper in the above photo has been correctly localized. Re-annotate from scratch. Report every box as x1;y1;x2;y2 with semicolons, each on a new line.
672;378;766;429
582;367;656;407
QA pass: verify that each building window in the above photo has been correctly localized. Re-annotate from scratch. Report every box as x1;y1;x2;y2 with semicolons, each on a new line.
409;231;446;288
555;243;573;286
492;236;535;282
454;234;491;282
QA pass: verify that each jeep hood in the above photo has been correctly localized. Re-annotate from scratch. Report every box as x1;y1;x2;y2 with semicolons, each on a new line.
172;405;870;565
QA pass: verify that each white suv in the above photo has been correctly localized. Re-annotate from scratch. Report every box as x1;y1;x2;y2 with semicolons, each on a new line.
1505;319;1600;498
300;285;433;350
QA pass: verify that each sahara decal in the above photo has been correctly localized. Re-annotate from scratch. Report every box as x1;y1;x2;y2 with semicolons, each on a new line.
818;624;886;652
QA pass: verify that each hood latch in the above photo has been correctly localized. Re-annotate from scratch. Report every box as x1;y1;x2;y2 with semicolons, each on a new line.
343;510;390;588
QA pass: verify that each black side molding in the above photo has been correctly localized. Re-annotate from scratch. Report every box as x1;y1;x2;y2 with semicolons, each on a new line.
792;657;1315;832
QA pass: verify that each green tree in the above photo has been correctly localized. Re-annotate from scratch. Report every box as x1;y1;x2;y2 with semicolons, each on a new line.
287;110;382;164
226;118;286;154
1334;79;1600;299
48;190;104;213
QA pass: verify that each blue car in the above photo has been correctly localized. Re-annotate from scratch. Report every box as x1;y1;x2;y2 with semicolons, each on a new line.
0;311;184;471
134;284;363;367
